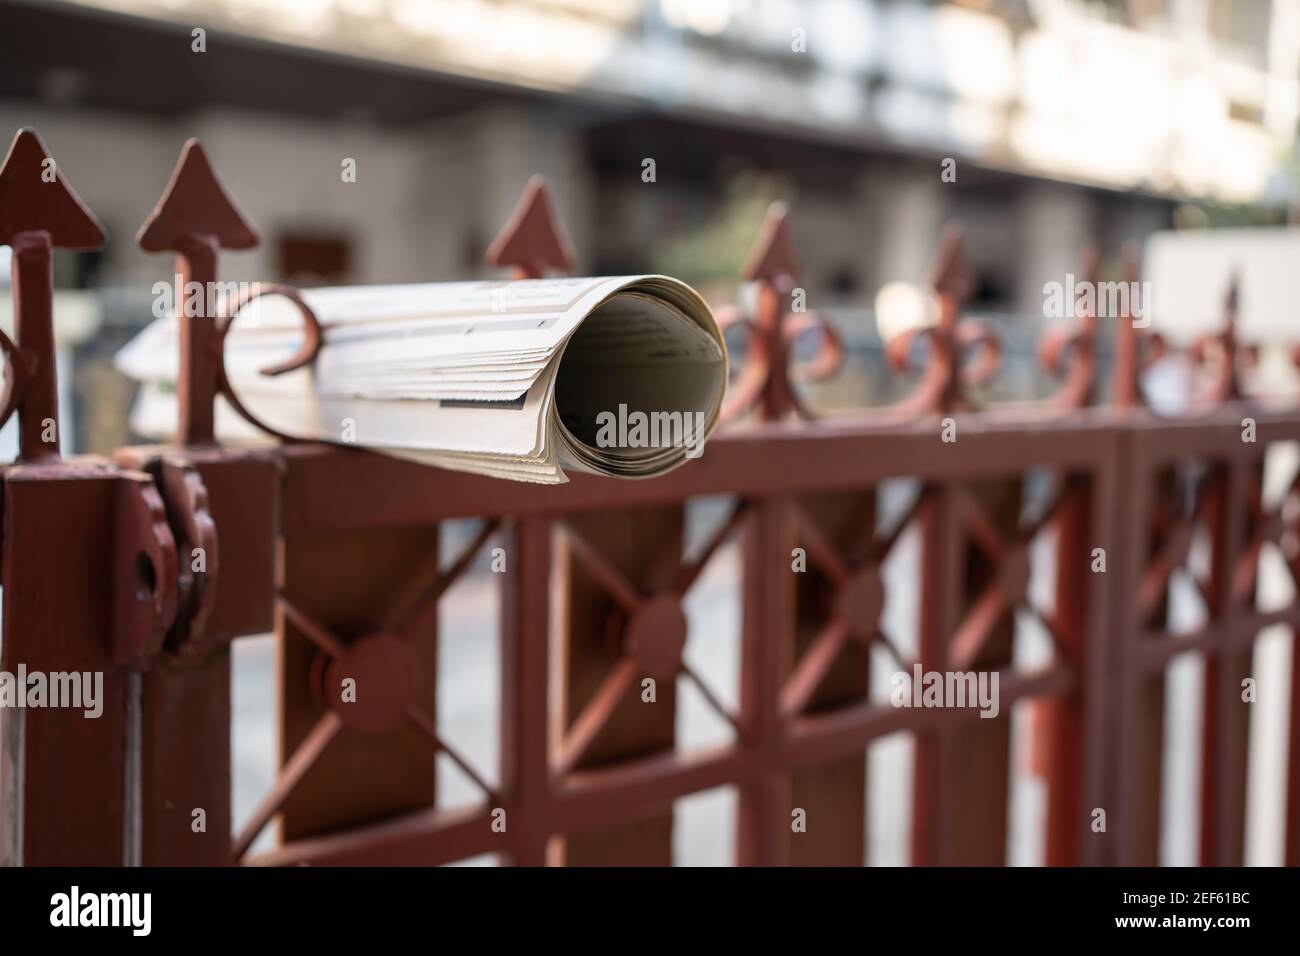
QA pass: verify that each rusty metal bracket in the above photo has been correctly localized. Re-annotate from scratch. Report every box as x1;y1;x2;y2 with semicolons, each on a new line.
143;457;219;657
112;468;181;666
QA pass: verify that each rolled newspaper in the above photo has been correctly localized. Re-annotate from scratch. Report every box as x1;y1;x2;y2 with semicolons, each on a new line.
117;275;727;484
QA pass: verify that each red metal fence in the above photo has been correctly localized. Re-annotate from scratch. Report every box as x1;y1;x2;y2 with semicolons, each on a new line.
1;127;1297;866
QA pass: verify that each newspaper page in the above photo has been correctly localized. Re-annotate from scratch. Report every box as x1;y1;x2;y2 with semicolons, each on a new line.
117;275;727;484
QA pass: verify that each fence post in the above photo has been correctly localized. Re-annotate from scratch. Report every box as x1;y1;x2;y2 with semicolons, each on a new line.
118;139;279;865
1034;244;1104;865
1041;473;1094;865
0;129;180;865
1289;619;1300;865
490;179;682;865
1109;421;1180;865
908;228;1019;865
554;509;682;865
737;497;794;866
729;211;869;865
499;516;553;865
1197;457;1251;865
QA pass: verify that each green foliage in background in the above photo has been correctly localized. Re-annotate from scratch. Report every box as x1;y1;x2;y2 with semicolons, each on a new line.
651;170;791;287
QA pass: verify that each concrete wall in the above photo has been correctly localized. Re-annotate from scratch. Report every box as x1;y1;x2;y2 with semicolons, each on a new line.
50;0;1300;203
1;97;1171;321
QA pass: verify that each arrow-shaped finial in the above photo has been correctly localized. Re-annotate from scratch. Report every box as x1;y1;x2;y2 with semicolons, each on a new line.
741;202;800;293
1204;268;1244;403
1224;268;1240;316
0;128;104;249
1119;240;1141;285
883;220;999;416
138;140;257;447
929;221;973;305
138;139;259;446
1110;240;1150;409
137;139;258;252
485;176;575;278
730;202;808;421
0;128;105;460
1079;242;1102;289
1039;241;1104;409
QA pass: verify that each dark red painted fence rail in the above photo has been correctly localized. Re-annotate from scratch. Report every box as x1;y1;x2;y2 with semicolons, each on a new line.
1;127;1297;866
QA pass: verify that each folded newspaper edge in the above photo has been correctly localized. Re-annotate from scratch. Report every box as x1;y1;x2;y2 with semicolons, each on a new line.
117;275;728;484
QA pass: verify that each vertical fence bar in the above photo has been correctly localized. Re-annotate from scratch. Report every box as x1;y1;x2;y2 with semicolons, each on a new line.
0;129;179;866
500;516;553;865
1288;620;1300;866
1199;457;1251;865
1042;475;1091;865
1040;460;1112;868
1;468;175;864
138;653;230;864
555;507;682;865
911;483;960;865
1109;431;1166;865
1079;439;1121;866
950;478;1021;864
787;494;873;865
126;140;274;864
911;475;1021;865
1;475;128;865
737;496;794;866
1074;437;1123;867
114;451;281;865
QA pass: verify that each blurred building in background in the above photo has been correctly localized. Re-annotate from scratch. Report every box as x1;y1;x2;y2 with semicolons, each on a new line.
2;0;1300;452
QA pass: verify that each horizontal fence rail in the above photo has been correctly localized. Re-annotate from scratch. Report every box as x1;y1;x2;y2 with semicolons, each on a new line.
0;128;1297;866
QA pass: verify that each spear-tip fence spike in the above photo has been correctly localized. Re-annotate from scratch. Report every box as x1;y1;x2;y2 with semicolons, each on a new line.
741;201;800;293
485;175;575;276
929;220;972;302
1224;268;1241;315
1119;239;1141;284
0;127;104;248
0;127;105;458
137;138;259;252
1079;242;1103;287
